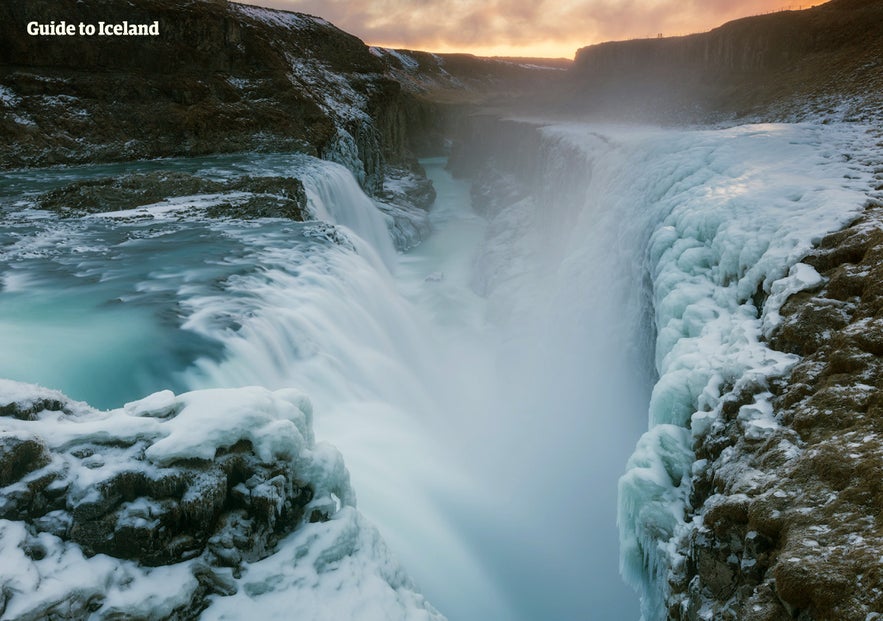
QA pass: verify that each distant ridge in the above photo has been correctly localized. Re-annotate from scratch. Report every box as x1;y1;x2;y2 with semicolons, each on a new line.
565;0;883;122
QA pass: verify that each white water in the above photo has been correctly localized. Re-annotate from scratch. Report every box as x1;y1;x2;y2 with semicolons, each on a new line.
1;122;876;620
174;150;648;619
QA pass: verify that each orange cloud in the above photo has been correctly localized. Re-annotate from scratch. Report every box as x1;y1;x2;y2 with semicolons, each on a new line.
254;0;826;58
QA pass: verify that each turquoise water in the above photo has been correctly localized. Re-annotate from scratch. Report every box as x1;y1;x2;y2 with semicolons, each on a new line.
0;152;646;620
0;218;217;407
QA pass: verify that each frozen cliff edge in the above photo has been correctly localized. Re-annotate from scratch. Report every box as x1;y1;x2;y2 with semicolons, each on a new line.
0;380;444;621
666;190;883;621
615;124;883;620
449;115;883;620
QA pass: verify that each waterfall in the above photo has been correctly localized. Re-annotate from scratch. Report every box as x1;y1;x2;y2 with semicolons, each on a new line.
0;122;875;620
298;160;398;270
180;137;657;619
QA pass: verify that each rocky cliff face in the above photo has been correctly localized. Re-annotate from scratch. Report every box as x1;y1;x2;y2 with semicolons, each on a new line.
0;0;572;193
671;179;883;620
0;0;457;251
0;0;436;197
567;0;883;123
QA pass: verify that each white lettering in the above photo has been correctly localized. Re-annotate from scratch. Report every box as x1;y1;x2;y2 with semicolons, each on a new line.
27;21;77;36
29;20;159;37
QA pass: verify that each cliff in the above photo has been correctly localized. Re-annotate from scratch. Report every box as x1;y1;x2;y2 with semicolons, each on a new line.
447;112;883;621
0;0;570;182
566;0;883;122
0;0;433;195
671;195;883;620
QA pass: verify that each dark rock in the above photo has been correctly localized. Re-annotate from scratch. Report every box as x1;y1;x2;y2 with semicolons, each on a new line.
768;295;854;355
0;434;50;487
36;171;308;221
373;164;436;249
0;389;318;576
0;397;67;421
0;0;453;206
675;206;883;620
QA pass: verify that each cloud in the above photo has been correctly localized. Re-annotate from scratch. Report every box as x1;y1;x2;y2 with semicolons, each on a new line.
256;0;820;57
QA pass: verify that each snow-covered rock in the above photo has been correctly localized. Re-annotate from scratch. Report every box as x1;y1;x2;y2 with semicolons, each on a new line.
0;380;443;620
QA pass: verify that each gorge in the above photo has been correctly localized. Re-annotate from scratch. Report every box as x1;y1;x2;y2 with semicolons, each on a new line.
2;1;883;620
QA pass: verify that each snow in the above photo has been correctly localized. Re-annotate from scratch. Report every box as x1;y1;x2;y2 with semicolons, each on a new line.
202;507;444;621
85;192;252;220
1;382;350;506
0;85;21;108
285;53;371;126
142;387;314;464
371;47;421;71
233;4;327;30
0;517;205;620
0;379;437;620
762;262;824;335
0;379;77;412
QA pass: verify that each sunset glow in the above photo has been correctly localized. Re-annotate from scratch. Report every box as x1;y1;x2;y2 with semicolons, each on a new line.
257;0;828;58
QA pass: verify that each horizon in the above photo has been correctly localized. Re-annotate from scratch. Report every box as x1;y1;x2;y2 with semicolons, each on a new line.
251;0;828;59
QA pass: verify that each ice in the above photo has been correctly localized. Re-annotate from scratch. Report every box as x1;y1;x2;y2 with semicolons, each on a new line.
762;262;825;336
202;507;444;621
553;122;877;619
464;119;875;620
0;379;435;620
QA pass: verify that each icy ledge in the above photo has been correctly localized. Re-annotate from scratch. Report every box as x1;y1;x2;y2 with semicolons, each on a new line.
590;122;879;621
0;380;443;621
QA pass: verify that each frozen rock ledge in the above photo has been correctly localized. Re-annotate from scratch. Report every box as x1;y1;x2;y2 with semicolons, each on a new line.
0;380;443;621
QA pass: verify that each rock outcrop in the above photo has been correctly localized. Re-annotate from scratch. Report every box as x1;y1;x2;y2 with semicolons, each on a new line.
0;0;439;204
35;171;309;220
0;380;416;620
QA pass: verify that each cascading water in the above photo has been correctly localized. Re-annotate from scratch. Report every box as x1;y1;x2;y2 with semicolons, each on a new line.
0;121;875;620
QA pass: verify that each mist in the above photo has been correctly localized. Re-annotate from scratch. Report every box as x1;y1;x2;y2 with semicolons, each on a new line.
158;141;653;619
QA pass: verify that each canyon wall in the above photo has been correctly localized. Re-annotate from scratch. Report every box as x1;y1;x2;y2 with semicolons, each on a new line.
566;0;883;122
0;0;434;194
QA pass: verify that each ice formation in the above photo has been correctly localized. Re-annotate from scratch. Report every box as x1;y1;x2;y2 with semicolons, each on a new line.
585;123;877;619
0;379;442;620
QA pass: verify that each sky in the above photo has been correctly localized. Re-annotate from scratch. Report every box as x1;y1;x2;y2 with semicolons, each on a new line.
256;0;826;58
